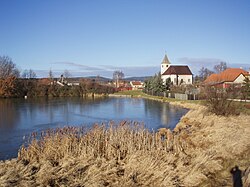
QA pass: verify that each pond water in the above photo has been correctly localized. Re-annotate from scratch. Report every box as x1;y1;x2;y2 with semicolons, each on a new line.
0;97;188;160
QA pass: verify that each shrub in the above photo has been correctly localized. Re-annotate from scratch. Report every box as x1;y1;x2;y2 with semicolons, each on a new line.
205;87;240;116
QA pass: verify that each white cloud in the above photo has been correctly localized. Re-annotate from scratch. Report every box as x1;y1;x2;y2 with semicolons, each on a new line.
34;64;159;78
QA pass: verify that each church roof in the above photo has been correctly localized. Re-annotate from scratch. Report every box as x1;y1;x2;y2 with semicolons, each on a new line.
161;54;171;64
162;66;192;75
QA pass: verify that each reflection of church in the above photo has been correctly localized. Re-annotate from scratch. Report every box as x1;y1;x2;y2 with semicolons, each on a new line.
161;54;193;85
161;103;170;125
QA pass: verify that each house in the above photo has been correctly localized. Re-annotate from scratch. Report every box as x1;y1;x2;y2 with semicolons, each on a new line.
204;68;250;88
130;81;144;90
161;54;193;85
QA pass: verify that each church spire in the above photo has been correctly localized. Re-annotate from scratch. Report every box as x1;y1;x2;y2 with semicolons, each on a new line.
161;53;171;64
161;53;171;75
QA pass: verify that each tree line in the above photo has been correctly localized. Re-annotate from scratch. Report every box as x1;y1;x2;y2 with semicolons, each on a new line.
0;55;115;98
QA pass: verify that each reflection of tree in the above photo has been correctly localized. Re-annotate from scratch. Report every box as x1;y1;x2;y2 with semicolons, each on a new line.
144;99;170;126
113;98;125;114
0;99;20;129
144;99;161;116
161;103;170;125
144;99;188;129
130;98;143;106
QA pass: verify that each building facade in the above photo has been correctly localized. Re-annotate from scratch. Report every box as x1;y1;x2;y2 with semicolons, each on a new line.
161;54;193;85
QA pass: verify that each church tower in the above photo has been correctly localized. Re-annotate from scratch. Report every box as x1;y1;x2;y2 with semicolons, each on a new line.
161;54;171;74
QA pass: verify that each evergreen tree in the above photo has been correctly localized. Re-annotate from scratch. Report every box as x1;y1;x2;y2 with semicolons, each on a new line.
144;72;168;94
241;77;250;100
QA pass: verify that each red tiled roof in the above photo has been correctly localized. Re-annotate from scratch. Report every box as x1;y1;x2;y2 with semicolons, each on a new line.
204;68;249;84
204;74;221;84
131;81;143;86
162;66;192;75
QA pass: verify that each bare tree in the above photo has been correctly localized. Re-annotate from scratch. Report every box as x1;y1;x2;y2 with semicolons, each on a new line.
22;69;29;79
199;67;214;81
22;69;36;79
64;69;71;78
214;62;227;74
0;56;20;78
29;69;36;79
48;69;53;80
113;70;124;88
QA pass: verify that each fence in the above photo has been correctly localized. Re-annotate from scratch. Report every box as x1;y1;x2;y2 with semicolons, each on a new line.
144;91;200;101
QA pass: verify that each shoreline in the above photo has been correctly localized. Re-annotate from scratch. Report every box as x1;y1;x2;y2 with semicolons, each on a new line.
108;93;200;110
0;93;249;186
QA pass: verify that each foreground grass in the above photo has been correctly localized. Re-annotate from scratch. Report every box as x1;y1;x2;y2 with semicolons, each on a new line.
1;92;250;186
1;121;186;186
1;110;250;186
19;121;176;164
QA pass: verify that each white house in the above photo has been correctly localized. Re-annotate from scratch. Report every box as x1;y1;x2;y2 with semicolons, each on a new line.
161;54;193;85
130;81;144;90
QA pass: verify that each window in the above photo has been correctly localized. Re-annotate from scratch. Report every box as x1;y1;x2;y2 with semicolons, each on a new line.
180;79;184;84
188;79;190;82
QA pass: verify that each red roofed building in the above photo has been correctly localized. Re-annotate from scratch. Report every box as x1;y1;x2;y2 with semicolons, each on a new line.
204;68;250;88
161;54;193;85
130;81;144;90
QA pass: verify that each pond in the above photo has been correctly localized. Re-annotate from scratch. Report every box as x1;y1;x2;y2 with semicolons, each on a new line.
0;97;188;160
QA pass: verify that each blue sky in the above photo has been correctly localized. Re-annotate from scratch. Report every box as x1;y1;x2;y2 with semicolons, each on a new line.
0;0;250;78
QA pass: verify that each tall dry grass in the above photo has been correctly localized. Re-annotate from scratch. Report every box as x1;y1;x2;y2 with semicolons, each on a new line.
18;121;180;166
11;121;187;186
1;115;248;186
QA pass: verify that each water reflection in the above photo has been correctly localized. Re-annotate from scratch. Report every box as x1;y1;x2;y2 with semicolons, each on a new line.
0;99;21;130
161;103;170;125
0;97;188;160
144;99;188;129
113;98;125;114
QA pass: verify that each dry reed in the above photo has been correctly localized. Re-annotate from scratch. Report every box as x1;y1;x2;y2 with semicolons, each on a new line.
18;121;179;165
1;106;250;187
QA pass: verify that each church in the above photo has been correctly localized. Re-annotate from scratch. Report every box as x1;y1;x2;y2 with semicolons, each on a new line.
161;54;193;85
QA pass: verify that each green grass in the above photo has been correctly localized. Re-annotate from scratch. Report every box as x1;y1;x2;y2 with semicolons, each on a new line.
113;90;147;96
113;90;202;104
234;102;250;115
113;90;250;114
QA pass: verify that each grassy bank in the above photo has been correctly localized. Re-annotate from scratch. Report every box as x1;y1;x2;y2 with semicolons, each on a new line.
112;90;250;114
111;90;208;112
112;90;202;103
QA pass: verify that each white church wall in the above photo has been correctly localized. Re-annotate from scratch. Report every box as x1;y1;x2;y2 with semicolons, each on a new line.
161;64;170;74
162;74;192;85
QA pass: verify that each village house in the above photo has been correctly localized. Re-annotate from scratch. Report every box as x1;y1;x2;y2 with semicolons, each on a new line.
161;54;193;85
130;81;144;90
204;68;250;88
